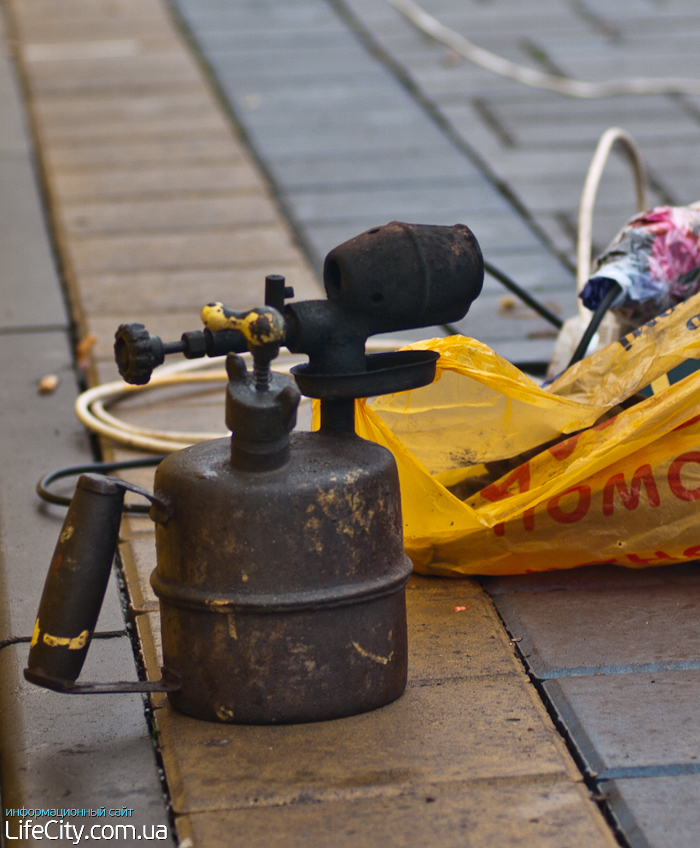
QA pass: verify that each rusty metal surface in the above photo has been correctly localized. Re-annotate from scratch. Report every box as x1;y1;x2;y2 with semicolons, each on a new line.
114;222;484;386
323;221;483;329
139;223;483;724
152;431;411;723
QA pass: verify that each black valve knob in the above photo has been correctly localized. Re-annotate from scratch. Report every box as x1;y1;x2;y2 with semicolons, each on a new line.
114;323;166;385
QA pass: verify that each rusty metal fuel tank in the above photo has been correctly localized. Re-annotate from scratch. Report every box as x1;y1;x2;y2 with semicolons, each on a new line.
25;221;483;724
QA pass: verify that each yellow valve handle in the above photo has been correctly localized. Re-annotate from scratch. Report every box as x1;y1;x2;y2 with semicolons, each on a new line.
200;303;285;348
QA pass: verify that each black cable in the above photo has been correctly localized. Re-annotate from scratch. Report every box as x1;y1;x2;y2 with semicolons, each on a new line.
567;281;622;369
484;260;563;329
440;260;564;336
511;361;549;377
37;456;167;513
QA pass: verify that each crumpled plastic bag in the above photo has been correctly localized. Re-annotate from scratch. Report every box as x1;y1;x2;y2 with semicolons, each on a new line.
350;290;700;576
581;202;700;327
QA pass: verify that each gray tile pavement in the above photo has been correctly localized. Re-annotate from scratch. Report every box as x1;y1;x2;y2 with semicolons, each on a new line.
0;159;68;329
2;640;172;839
544;670;700;776
342;0;700;261
0;7;171;834
173;0;569;354
603;774;700;848
0;46;26;155
0;41;66;330
0;333;108;641
492;580;700;678
488;563;700;845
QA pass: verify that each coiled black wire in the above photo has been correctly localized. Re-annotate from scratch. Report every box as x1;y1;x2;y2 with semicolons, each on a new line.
37;456;167;513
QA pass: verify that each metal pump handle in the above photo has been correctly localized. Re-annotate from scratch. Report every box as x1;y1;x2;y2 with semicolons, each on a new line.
24;473;179;695
200;304;285;346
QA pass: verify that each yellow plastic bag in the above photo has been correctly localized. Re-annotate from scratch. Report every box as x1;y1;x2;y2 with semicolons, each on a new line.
352;291;700;576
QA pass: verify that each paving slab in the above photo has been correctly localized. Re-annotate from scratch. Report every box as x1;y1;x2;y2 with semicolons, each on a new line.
1;641;173;845
602;774;700;848
66;227;301;275
39;111;233;145
23;53;202;95
60;194;280;236
78;263;318;315
157;674;570;813
492;580;700;678
405;576;521;682
290;182;515;222
272;150;499;189
0;4;172;835
484;562;700;595
178;777;614;848
44;134;240;170
53;162;264;202
0;159;68;330
0;53;28;155
544;670;700;778
0;332;96;640
16;13;177;43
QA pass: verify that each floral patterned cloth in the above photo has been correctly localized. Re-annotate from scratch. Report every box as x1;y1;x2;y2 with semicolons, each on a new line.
581;202;700;326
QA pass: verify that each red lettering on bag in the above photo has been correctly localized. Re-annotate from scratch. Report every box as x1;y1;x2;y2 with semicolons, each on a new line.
548;434;580;461
602;465;660;516
547;485;591;524
668;452;700;501
628;551;679;564
482;464;530;502
683;545;700;557
493;508;535;537
675;414;700;432
482;465;536;536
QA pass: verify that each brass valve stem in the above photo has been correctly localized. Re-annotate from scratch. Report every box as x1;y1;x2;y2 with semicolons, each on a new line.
253;358;270;392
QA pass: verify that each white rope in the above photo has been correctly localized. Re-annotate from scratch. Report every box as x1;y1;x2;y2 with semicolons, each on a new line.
575;127;647;318
386;0;700;98
76;341;407;453
545;126;649;376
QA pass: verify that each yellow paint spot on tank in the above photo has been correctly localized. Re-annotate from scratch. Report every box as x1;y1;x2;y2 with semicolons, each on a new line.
227;614;238;640
351;641;394;665
216;706;234;722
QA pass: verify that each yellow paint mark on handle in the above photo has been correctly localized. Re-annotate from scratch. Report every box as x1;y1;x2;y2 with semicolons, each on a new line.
43;629;90;650
30;618;41;648
200;303;284;346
